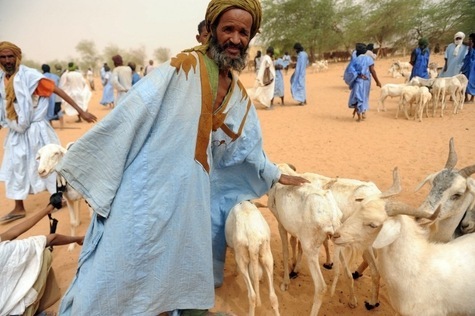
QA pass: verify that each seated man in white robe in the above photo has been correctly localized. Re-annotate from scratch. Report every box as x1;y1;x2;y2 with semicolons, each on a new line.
0;193;84;316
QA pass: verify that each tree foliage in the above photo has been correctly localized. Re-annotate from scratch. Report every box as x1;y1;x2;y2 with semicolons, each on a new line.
75;40;101;71
154;47;171;64
260;0;475;59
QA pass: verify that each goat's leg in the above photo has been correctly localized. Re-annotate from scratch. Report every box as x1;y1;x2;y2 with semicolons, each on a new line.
363;248;380;310
235;247;257;316
261;241;281;316
66;199;80;251
278;225;291;291
292;238;304;275
322;237;333;269
340;249;357;308
302;241;326;316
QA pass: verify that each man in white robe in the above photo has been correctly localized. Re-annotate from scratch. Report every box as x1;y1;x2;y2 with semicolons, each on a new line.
111;54;132;104
56;1;307;315
59;62;92;122
251;46;276;108
0;42;96;223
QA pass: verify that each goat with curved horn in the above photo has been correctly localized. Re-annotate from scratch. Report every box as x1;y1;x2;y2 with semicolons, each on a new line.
444;137;457;170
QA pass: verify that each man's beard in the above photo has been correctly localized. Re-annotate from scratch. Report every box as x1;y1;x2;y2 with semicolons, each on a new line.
208;36;248;72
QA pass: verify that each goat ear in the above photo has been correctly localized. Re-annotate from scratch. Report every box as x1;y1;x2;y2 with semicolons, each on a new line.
414;173;436;192
372;219;401;249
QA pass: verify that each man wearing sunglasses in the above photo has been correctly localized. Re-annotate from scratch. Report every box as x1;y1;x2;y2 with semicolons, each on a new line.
439;31;469;77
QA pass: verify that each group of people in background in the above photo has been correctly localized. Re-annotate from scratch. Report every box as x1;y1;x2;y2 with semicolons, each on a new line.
251;42;309;109
409;31;475;102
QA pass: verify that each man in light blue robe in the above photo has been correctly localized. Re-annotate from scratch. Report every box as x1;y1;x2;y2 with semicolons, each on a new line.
290;42;308;105
56;1;307;315
272;57;285;105
439;32;469;77
347;43;382;121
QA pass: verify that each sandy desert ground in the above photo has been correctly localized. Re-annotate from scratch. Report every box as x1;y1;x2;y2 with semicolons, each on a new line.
1;53;474;315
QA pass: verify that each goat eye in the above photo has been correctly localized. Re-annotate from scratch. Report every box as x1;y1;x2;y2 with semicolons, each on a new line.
451;193;462;200
368;223;379;228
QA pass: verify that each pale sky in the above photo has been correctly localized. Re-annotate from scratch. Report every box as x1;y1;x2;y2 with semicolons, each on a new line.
0;0;213;62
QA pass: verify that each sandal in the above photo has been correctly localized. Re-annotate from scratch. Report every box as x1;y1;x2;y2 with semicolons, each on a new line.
0;212;26;224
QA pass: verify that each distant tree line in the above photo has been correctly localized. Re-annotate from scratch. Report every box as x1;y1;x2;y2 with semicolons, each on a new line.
22;39;171;75
260;0;475;61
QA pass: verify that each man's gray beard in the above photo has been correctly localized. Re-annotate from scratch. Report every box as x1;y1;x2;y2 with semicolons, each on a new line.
208;37;248;73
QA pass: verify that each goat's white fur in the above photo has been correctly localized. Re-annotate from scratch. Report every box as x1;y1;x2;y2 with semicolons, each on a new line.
333;198;475;315
268;165;343;316
225;201;280;316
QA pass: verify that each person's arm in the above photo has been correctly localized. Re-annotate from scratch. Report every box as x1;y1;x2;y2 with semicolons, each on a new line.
46;234;84;247
369;64;382;87
0;204;54;241
53;86;97;123
409;49;417;66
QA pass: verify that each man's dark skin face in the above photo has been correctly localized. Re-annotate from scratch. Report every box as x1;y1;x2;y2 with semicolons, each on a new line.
0;49;17;75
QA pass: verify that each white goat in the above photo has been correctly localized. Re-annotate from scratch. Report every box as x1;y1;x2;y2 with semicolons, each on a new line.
36;143;92;251
415;138;475;242
453;74;468;114
409;76;435;89
428;62;439;79
225;201;280;316
377;83;406;112
276;163;400;310
388;61;411;78
333;198;475;316
311;60;328;73
396;85;420;119
267;165;343;316
431;76;461;117
414;86;432;122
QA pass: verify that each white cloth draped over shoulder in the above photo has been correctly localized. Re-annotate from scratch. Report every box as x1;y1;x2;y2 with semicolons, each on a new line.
59;70;91;116
249;54;275;108
56;51;280;315
0;65;59;199
0;235;47;316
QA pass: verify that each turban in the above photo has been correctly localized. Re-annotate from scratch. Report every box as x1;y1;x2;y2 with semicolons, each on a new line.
418;38;429;48
68;62;78;71
453;31;465;56
454;31;465;40
205;0;262;40
0;41;23;121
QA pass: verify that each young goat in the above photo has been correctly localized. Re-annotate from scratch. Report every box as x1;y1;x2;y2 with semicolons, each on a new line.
225;201;280;316
36;143;92;251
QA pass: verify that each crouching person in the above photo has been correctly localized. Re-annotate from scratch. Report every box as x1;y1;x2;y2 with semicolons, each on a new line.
0;193;84;316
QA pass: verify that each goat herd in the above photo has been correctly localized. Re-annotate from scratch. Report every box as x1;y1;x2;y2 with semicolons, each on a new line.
35;137;474;315
225;138;475;316
380;61;469;122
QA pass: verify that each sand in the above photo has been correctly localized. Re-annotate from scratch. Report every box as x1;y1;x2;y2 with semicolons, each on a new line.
1;54;474;315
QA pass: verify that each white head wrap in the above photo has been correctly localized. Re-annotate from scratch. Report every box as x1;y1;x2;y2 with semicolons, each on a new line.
453;31;465;56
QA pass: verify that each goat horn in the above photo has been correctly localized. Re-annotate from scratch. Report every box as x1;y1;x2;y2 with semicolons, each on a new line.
286;163;297;171
385;200;436;218
380;167;402;198
444;137;457;170
459;164;475;178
